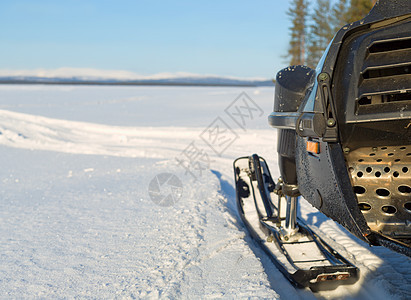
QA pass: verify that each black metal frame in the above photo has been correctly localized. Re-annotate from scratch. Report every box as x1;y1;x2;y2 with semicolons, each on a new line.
234;155;359;290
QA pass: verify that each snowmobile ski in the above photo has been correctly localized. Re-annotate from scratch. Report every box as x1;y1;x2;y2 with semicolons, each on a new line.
234;154;359;291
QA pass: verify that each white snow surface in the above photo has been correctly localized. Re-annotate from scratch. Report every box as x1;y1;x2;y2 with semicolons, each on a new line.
0;85;409;299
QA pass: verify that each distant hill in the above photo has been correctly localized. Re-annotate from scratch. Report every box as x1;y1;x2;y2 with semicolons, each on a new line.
0;69;274;87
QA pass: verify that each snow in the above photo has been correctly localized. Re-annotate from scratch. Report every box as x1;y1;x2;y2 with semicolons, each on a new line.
0;85;409;299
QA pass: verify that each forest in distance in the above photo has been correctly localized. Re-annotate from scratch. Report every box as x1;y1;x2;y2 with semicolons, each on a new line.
287;0;378;67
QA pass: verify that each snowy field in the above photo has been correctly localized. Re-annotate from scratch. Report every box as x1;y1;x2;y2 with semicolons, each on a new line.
0;85;410;299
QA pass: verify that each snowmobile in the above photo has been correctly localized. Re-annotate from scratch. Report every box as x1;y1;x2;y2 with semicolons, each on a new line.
234;0;411;291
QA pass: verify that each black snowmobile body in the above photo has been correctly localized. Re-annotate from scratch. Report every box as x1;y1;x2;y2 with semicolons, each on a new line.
233;0;411;292
268;0;411;256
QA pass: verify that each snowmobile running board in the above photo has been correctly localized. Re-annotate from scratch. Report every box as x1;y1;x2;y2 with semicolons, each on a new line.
234;154;359;291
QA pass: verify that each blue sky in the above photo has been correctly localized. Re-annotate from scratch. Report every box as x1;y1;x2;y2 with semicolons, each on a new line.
0;1;291;78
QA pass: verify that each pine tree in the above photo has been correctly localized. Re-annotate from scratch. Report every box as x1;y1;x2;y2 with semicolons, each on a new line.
345;0;376;23
287;0;309;66
284;0;377;68
306;0;334;68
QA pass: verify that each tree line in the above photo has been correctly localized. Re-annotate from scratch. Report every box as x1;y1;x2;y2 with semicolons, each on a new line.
287;0;378;68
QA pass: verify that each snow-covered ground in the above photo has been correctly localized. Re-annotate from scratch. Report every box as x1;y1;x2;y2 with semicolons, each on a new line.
0;85;409;299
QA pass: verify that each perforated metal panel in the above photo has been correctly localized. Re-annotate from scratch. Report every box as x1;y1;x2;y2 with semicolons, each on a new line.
346;145;411;242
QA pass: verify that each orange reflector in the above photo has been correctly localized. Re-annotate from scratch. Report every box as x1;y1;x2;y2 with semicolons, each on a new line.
306;141;320;154
312;272;350;283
